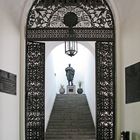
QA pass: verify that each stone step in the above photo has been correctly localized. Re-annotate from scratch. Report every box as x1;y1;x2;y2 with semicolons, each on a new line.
46;128;95;132
49;119;93;123
49;116;93;120
46;130;95;134
45;137;95;139
47;121;94;126
45;94;95;140
50;113;92;116
45;139;95;140
47;125;95;129
45;135;95;139
46;131;95;135
45;138;96;140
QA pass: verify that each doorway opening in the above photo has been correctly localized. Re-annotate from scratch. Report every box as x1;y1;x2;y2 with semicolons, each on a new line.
45;42;96;129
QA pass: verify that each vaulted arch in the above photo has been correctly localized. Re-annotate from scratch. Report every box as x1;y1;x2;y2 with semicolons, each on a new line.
25;0;116;140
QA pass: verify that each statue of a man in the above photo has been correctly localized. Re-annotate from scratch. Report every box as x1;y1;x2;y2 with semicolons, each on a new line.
65;64;75;86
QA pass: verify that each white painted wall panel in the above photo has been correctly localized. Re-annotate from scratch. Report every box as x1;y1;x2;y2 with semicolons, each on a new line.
0;6;20;140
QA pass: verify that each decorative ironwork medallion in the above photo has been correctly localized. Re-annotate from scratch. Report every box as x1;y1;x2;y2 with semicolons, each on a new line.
25;0;116;140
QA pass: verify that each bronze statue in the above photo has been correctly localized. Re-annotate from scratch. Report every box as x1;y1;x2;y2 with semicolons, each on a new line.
65;64;75;86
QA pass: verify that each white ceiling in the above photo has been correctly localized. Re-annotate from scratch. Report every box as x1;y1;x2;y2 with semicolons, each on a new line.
0;0;139;29
0;0;26;28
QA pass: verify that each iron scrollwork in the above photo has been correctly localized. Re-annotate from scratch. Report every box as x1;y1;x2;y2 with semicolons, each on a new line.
25;41;45;140
27;0;114;29
26;28;114;41
96;41;115;140
26;0;114;41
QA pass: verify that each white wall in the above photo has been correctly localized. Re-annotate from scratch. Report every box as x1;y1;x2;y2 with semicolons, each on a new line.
52;43;86;92
45;44;57;130
51;43;94;93
120;0;140;135
0;4;20;140
84;42;96;126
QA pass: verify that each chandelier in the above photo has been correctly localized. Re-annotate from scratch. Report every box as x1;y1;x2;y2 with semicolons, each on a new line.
64;12;78;57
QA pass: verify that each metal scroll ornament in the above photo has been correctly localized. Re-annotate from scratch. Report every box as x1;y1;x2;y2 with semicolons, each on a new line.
25;41;45;140
27;0;114;29
26;0;116;140
26;0;115;41
96;41;115;140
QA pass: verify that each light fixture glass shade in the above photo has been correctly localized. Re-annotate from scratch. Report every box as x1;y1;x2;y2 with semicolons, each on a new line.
65;41;78;57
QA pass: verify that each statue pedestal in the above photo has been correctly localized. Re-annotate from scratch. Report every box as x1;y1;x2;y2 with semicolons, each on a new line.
66;85;76;94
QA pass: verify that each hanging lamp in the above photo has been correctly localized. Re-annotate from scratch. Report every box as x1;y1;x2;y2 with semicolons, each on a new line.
64;12;78;57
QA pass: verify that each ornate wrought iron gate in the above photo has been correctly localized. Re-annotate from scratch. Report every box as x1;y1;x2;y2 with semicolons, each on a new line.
96;41;115;140
25;0;116;140
25;41;45;140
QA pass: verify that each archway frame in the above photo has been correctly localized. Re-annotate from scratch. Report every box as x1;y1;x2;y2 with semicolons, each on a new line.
20;0;121;140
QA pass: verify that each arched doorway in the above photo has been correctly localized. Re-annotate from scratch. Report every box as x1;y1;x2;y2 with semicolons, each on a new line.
25;0;115;140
